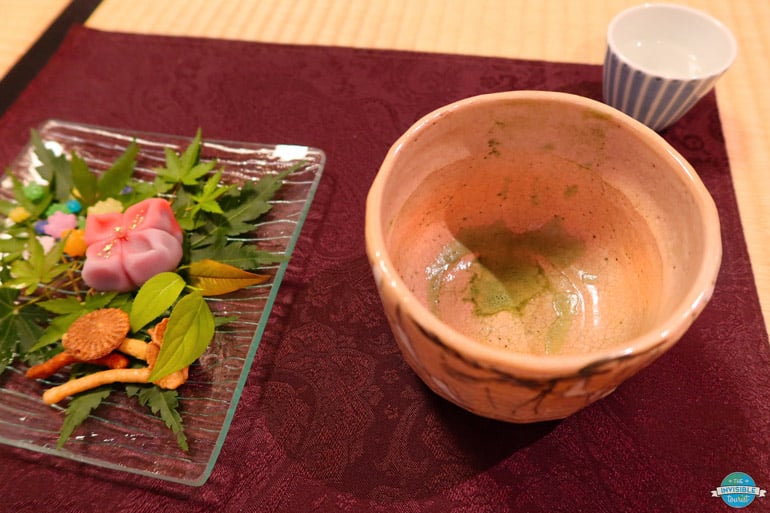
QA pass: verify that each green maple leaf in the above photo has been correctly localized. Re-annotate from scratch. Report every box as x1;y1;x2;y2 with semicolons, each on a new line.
158;148;187;184
118;177;167;205
0;197;14;216
126;384;188;452
0;317;15;374
57;386;111;449
0;289;43;371
0;288;21;373
156;129;216;186
180;159;217;186
192;170;230;215
218;180;274;236
0;231;27;262
13;305;45;354
5;233;70;294
173;172;231;231
31;130;72;203
214;163;300;237
188;222;227;250
191;241;285;269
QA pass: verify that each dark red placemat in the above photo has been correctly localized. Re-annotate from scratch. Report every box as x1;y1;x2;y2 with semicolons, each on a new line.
1;25;768;513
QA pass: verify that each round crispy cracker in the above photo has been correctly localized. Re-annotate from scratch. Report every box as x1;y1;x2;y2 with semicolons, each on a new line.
62;308;130;360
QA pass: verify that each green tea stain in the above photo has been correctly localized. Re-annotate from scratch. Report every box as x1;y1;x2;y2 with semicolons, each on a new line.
469;254;547;315
428;216;585;353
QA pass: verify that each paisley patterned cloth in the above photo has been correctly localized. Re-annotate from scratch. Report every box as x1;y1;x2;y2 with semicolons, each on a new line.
0;25;768;513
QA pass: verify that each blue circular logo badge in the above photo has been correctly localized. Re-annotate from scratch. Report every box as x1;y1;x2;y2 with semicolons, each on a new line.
719;472;757;509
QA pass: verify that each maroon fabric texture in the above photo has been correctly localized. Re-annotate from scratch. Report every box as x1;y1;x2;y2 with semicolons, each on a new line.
1;26;768;512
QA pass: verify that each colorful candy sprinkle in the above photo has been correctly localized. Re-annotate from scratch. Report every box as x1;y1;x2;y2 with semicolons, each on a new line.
62;228;87;257
34;220;48;235
9;206;31;223
37;235;56;253
23;183;45;201
87;198;124;215
43;211;78;239
45;203;69;217
65;199;82;214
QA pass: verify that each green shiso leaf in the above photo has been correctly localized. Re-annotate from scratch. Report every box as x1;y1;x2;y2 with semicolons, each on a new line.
147;291;214;382
130;272;186;332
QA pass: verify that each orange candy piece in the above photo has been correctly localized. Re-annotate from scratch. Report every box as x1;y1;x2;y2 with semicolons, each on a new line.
61;228;87;257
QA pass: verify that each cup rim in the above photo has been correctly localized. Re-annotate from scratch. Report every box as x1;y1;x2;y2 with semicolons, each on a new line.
606;2;738;81
365;90;723;377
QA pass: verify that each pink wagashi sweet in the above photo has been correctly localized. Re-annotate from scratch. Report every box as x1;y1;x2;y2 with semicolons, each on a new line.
82;198;184;292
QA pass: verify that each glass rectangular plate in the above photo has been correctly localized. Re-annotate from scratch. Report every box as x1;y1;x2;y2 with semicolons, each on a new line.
0;120;325;485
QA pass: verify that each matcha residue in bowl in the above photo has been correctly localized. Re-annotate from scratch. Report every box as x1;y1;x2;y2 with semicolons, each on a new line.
427;216;586;354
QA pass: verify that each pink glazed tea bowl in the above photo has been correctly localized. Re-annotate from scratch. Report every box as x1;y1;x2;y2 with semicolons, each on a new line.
365;91;722;422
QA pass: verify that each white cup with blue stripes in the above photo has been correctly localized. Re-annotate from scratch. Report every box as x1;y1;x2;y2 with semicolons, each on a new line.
603;3;736;131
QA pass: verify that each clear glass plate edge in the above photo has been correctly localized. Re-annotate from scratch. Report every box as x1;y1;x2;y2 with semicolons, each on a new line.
193;131;327;487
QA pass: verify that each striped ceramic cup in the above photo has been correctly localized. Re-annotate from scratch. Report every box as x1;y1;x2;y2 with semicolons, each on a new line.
603;3;736;131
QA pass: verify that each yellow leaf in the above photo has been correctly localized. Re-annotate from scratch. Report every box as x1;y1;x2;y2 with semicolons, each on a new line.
188;259;269;296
